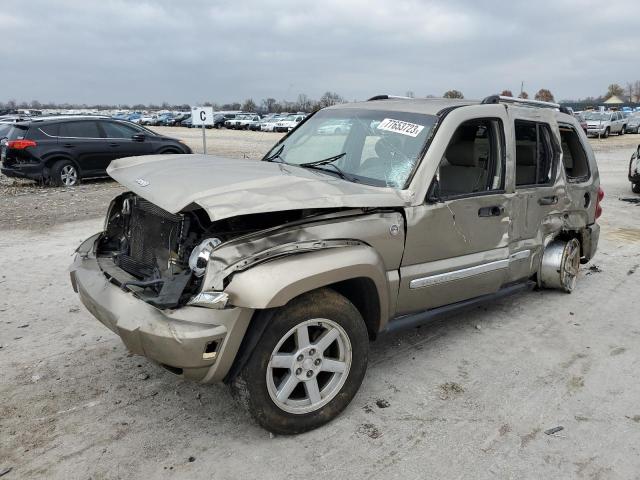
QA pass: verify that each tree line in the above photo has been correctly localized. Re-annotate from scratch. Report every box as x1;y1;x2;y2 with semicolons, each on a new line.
3;83;640;113
0;92;346;114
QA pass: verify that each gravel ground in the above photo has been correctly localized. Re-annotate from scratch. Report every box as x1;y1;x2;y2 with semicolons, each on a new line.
0;131;639;479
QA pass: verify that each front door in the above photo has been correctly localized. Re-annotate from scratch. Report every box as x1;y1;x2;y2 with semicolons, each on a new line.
396;117;511;316
99;121;153;164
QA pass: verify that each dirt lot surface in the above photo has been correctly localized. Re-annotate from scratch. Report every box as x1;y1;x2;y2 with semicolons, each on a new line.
1;131;639;479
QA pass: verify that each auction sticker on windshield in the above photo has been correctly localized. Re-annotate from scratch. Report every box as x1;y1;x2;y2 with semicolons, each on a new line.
376;118;425;137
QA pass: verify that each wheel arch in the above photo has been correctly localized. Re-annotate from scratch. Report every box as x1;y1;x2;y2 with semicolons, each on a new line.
224;245;389;337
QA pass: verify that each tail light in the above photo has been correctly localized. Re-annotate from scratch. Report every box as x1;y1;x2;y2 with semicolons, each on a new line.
8;139;37;150
595;186;604;219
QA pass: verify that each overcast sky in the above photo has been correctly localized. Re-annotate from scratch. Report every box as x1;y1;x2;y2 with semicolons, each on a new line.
2;0;639;105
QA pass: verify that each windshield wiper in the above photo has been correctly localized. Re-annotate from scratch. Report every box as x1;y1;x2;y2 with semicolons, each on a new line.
264;144;286;163
299;152;347;167
299;153;357;182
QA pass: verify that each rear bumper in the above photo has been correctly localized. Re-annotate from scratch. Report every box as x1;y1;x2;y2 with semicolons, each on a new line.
69;233;253;383
1;163;44;180
580;223;600;263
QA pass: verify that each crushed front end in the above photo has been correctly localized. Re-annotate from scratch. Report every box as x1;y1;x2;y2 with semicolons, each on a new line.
69;193;254;382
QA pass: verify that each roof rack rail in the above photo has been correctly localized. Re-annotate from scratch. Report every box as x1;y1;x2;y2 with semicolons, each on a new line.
367;95;412;101
481;95;572;115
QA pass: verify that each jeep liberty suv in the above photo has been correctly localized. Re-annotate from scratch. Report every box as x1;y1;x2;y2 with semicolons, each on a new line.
70;95;602;434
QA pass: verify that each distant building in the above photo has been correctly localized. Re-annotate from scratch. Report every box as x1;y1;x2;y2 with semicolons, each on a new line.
603;95;624;105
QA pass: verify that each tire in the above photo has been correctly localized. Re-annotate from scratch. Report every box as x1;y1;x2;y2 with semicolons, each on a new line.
620;126;626;135
632;183;640;194
231;288;369;434
50;160;80;187
603;128;610;138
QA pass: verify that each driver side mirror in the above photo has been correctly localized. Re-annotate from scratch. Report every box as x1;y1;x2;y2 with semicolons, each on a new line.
426;177;441;203
132;133;145;142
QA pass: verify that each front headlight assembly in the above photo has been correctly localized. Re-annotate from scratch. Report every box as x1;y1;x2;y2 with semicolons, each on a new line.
188;238;222;277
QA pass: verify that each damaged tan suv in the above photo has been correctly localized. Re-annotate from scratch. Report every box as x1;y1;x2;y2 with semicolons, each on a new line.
70;95;602;434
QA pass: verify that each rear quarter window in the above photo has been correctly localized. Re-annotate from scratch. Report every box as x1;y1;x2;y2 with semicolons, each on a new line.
39;124;60;137
7;125;29;140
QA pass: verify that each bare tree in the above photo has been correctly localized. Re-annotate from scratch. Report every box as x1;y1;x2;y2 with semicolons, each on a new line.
443;90;464;99
606;83;624;98
518;91;529;99
633;81;640;102
534;89;555;102
626;82;634;102
405;91;415;98
296;93;312;112
500;90;514;97
242;98;257;112
318;92;344;108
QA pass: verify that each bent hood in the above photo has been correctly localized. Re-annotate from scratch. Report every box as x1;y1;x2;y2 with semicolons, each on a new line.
107;154;412;221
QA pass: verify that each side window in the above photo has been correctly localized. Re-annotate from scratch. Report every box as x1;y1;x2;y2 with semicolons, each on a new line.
59;121;101;138
560;126;590;182
435;118;505;198
101;121;140;138
515;121;557;187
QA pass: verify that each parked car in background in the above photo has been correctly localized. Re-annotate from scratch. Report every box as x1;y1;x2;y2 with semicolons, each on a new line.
139;114;158;126
629;145;640;193
573;112;588;134
274;114;305;132
226;114;261;130
258;118;280;132
1;116;191;186
70;95;601;434
625;113;640;134
317;119;352;135
162;113;190;127
584;111;626;137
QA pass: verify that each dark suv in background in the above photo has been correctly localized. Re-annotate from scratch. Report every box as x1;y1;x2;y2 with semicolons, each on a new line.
0;116;191;186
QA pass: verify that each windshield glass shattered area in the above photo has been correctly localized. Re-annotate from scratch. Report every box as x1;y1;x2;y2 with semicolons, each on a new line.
263;108;437;188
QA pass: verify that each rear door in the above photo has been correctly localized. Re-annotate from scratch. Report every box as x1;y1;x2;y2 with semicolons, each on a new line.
98;121;153;161
509;118;564;278
57;121;112;176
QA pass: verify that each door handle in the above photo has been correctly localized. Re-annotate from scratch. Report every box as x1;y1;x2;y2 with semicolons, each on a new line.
478;206;504;217
63;143;75;148
538;195;558;206
109;143;120;147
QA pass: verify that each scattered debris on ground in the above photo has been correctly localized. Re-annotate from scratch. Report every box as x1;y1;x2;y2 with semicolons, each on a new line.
0;467;13;477
628;264;639;275
544;426;564;435
375;399;390;409
357;423;383;439
619;197;640;204
439;382;465;400
587;265;602;275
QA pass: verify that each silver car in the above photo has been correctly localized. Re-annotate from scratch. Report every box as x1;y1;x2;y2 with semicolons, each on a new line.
585;110;626;137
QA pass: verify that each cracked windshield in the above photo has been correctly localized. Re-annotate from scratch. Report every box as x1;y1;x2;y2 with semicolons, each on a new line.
263;108;437;188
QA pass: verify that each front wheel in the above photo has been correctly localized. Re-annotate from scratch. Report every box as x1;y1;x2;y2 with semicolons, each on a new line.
632;182;640;194
603;128;610;138
231;288;369;434
620;126;626;135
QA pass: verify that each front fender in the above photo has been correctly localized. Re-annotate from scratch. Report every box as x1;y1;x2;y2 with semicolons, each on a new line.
224;245;391;330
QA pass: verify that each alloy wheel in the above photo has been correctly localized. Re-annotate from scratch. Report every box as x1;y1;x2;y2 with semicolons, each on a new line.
266;318;352;414
60;165;78;186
